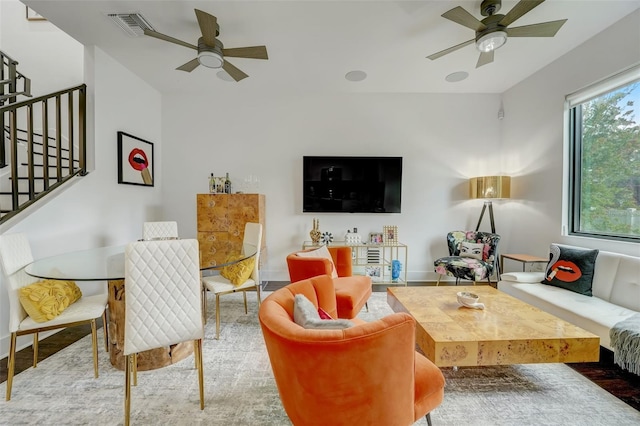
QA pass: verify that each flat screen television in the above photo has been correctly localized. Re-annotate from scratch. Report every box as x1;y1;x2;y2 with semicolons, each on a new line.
303;156;402;213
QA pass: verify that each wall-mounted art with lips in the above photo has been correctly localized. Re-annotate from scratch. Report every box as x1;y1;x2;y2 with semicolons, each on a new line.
117;131;154;187
541;244;599;296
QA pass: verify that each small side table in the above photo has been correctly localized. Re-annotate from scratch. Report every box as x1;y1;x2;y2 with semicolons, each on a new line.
500;253;548;276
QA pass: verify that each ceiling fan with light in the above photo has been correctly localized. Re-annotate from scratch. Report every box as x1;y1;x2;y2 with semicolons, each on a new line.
427;0;567;68
143;9;268;81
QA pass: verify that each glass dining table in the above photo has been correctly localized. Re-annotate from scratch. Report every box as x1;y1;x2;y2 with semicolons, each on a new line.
24;242;257;371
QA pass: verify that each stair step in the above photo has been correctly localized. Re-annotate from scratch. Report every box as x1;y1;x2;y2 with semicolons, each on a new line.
9;176;61;180
21;162;77;168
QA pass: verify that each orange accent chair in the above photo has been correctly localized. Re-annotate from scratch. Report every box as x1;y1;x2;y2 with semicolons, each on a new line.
286;246;372;319
259;275;445;426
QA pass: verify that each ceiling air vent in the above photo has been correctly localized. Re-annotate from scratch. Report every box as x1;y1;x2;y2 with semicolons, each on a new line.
107;12;155;37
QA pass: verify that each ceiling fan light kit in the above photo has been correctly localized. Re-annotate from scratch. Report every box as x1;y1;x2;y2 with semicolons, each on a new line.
197;38;224;68
427;0;566;68
476;30;507;53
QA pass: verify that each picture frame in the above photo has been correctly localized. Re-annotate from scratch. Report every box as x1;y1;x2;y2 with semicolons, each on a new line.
26;6;47;21
383;225;398;244
117;131;154;187
369;232;383;244
364;266;382;282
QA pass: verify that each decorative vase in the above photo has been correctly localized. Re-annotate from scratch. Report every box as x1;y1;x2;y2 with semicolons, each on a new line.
309;218;321;245
391;260;402;282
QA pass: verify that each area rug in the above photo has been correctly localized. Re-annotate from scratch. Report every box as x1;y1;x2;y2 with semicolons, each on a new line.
1;291;639;425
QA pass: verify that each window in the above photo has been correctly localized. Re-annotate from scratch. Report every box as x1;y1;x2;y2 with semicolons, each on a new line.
567;65;640;241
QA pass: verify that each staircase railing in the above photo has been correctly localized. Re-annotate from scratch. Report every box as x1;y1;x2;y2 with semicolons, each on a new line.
0;84;86;224
1;50;32;168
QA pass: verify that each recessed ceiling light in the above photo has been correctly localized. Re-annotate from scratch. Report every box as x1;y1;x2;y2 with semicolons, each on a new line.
345;70;367;82
216;70;235;82
445;71;469;83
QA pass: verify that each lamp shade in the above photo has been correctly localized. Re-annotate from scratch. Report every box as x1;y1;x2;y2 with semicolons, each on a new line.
469;176;511;199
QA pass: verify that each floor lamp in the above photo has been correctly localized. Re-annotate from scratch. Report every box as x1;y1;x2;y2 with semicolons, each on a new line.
469;176;511;233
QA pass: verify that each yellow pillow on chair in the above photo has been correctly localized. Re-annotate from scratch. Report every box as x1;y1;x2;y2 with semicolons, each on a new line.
19;280;82;323
220;255;255;286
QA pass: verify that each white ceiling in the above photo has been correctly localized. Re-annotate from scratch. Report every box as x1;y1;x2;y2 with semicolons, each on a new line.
24;0;640;95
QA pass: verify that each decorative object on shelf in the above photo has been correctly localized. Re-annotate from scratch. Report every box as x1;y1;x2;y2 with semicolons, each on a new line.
391;260;402;282
345;229;362;245
367;248;381;264
383;226;398;244
117;131;154;187
209;173;216;193
469;175;511;233
369;232;383;244
364;266;382;282
321;232;333;245
309;218;321;245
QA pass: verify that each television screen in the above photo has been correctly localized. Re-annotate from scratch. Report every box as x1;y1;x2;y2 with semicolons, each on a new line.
303;156;402;213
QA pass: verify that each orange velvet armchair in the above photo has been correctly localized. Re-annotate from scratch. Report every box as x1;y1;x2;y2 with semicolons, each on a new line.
259;275;445;426
286;246;372;319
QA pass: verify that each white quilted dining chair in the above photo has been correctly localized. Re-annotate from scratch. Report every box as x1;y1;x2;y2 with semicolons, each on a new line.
0;233;108;401
123;238;204;426
202;222;262;339
142;221;179;240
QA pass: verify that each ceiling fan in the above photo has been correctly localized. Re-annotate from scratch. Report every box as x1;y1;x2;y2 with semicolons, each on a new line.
427;0;567;68
143;9;268;81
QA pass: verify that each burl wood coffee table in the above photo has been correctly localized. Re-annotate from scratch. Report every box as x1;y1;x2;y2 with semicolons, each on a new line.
387;286;600;367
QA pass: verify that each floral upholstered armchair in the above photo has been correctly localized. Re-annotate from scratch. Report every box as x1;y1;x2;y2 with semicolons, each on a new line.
434;231;501;285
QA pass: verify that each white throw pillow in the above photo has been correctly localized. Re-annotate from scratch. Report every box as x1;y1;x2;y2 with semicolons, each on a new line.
293;294;354;329
500;272;545;283
296;245;339;278
459;242;484;260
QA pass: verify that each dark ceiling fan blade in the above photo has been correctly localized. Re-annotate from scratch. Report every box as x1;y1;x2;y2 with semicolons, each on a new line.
194;8;218;47
442;6;487;32
222;46;269;60
222;60;249;82
144;29;197;50
506;19;567;37
499;0;545;27
427;39;475;60
176;58;200;72
476;51;494;68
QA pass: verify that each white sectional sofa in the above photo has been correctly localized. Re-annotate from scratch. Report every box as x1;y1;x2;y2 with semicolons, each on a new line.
498;247;640;350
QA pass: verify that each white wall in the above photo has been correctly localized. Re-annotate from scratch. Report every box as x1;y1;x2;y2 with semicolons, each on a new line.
500;9;640;259
0;0;83;97
162;92;503;281
0;1;163;357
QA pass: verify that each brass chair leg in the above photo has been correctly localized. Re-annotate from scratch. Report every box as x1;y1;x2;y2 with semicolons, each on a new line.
195;339;205;410
6;333;17;401
132;353;138;386
102;309;109;352
32;333;38;368
202;287;208;325
256;283;262;307
215;294;221;340
124;354;131;426
243;292;248;314
91;319;99;378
